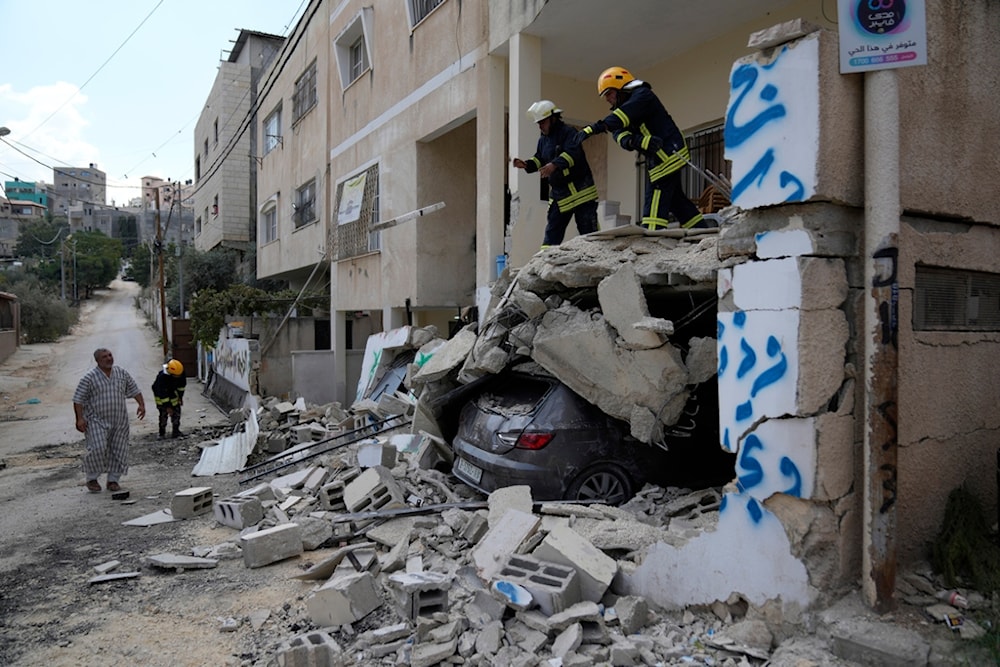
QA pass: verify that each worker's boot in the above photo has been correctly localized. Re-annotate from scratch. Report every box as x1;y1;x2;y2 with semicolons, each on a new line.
171;427;183;439
158;429;166;440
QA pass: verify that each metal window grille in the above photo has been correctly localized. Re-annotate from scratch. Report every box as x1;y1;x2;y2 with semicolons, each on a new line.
294;180;316;229
350;36;367;82
333;165;379;260
293;61;318;122
410;0;443;24
264;108;281;154
914;266;1000;331
262;206;277;243
682;124;730;200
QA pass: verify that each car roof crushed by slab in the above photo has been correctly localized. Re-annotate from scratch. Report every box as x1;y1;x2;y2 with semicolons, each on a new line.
409;227;737;449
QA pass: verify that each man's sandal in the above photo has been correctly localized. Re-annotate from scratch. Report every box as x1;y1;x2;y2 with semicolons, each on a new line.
107;482;121;493
86;480;101;493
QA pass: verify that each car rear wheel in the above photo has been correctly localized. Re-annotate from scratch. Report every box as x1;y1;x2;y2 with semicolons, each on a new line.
565;464;634;506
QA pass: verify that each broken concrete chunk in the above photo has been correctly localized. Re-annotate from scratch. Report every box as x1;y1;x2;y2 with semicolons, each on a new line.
306;571;382;626
343;466;406;513
145;553;219;571
240;523;303;568
487;485;533;527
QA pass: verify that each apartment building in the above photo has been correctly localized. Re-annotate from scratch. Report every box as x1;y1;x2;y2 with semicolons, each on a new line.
48;164;106;217
3;179;48;211
193;30;284;253
243;0;1000;614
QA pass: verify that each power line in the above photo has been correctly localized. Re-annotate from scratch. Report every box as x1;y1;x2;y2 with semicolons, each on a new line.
190;0;322;200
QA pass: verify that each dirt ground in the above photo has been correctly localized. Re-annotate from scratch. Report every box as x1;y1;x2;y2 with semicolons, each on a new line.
0;283;339;667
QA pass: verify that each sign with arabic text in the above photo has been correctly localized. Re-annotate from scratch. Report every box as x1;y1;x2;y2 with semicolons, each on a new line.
838;0;927;73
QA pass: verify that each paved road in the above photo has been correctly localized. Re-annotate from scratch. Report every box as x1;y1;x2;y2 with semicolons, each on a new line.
0;279;225;457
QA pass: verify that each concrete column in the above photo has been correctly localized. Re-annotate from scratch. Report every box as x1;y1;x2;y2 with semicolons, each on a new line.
862;68;900;613
507;33;543;268
331;309;347;404
476;54;508;319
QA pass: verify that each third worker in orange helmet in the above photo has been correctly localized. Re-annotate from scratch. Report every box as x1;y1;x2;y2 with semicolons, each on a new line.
576;66;706;231
152;359;187;439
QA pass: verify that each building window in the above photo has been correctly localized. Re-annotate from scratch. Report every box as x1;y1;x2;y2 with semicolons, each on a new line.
196;216;202;235
914;266;1000;331
261;197;278;243
681;123;731;210
212;195;219;217
334;164;380;259
335;12;372;89
294;180;316;229
195;156;201;181
264;106;282;155
408;0;443;27
213;118;219;145
293;61;317;123
203;138;209;158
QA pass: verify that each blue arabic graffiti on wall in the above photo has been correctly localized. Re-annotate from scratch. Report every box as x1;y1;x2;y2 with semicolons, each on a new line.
725;33;819;209
718;309;816;523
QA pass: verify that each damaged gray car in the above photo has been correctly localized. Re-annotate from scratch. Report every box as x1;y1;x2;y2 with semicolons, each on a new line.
450;368;733;505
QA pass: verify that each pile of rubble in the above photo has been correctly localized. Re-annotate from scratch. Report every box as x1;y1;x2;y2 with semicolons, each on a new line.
149;421;792;666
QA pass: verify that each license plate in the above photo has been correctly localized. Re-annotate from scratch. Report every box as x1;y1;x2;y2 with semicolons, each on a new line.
455;457;483;484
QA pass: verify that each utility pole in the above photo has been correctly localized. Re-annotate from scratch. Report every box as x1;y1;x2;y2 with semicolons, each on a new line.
155;188;168;359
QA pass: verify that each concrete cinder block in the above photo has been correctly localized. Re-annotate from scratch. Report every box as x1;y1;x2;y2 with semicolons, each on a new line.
290;423;316;445
343;466;405;513
306;571;382;626
532;525;616;604
170;487;213;519
473;509;541;581
387;571;452;620
319;480;347;511
214;495;264;529
357;441;398;469
498;553;581;616
241;523;303;568
275;630;343;667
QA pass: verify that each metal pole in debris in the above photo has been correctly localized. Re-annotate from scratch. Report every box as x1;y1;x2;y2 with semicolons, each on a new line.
369;202;445;232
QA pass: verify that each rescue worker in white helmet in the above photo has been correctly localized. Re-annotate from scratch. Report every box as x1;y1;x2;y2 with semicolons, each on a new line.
576;67;705;230
152;358;187;439
512;100;599;248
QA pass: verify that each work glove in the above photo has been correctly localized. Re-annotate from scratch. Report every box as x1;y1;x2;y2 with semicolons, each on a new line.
639;135;663;155
575;121;606;144
618;133;638;151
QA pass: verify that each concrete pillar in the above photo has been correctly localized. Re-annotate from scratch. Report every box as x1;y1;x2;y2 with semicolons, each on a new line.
507;33;543;269
475;54;507;320
330;309;347;404
862;68;900;613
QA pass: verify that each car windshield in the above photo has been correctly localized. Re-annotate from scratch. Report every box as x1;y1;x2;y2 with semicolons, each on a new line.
473;375;550;416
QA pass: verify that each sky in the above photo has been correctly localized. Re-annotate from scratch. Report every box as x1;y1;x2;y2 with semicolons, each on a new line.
0;0;306;207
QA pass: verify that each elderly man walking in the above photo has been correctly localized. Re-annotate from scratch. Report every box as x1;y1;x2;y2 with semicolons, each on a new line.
72;348;146;493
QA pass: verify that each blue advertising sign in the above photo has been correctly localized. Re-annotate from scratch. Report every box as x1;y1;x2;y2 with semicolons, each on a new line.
838;0;927;73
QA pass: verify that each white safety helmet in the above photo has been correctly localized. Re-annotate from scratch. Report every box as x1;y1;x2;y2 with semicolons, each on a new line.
526;100;561;124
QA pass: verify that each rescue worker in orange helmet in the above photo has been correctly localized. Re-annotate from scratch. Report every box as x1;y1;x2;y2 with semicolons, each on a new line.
513;100;599;248
576;66;705;231
152;359;186;439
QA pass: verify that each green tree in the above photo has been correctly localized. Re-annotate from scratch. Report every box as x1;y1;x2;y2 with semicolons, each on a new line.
15;218;69;259
71;230;123;299
189;284;326;350
0;269;76;342
123;241;153;288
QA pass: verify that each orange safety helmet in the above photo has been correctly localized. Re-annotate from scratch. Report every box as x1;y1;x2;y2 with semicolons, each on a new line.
166;359;184;376
597;66;635;96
